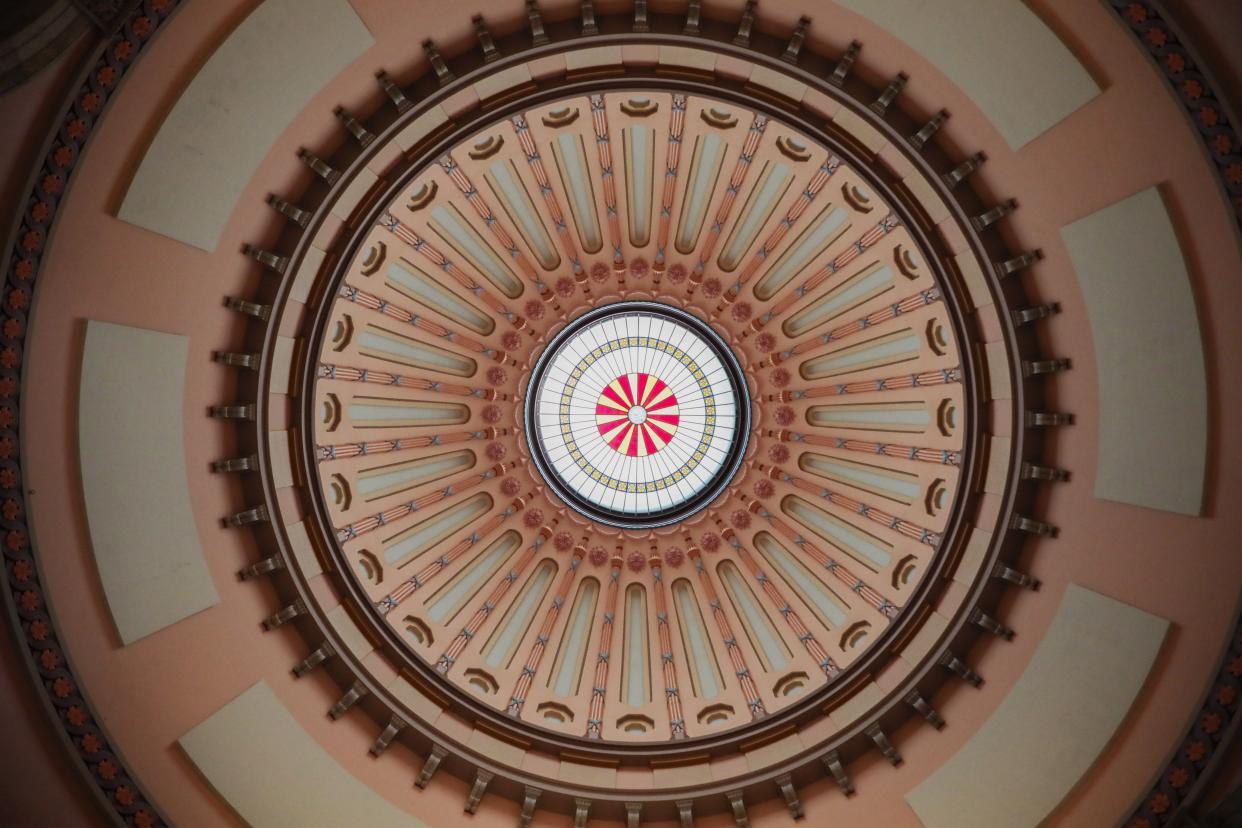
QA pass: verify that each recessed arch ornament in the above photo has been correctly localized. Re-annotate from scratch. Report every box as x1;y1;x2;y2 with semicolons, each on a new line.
4;2;1239;827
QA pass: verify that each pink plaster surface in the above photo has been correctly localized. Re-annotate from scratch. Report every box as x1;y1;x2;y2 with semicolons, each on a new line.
0;0;1239;825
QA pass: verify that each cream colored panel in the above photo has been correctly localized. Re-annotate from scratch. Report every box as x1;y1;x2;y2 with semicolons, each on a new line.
332;166;378;221
954;250;992;310
903;173;950;225
473;64;532;101
79;321;217;644
749;65;806;103
286;521;323;579
1061;187;1206;515
291;246;326;305
181;682;427;828
270;336;295;395
906;585;1168;828
566;45;623;72
836;0;1098;148
394;104;449;152
831;108;886;154
118;0;373;250
327;603;375;661
658;45;716;72
269;431;295;490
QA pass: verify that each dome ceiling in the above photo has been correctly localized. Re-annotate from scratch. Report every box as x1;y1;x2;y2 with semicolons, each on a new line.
1;1;1241;827
299;87;979;753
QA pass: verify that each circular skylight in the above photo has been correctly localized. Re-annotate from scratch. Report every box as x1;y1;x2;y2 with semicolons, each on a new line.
525;302;750;528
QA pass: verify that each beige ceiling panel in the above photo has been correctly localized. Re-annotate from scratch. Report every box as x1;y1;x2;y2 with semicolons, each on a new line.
749;65;807;103
118;0;373;250
394;104;450;152
79;320;217;644
181;682;428;827
952;250;992;310
836;0;1098;148
906;584;1168;828
1061;186;1207;516
566;45;624;72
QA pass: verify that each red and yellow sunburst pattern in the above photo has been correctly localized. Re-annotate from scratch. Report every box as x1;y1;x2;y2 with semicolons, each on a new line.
595;373;680;456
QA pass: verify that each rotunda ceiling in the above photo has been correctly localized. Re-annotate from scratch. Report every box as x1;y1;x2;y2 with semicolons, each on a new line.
2;1;1241;827
290;86;985;758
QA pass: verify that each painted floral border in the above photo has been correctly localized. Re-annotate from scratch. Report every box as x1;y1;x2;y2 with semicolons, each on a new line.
1110;2;1242;229
1105;4;1242;825
1;3;180;825
0;1;1238;826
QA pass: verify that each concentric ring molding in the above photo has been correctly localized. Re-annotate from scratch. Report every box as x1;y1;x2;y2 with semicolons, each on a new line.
14;1;1237;828
222;9;1052;820
293;82;988;744
4;1;1237;828
6;2;1239;827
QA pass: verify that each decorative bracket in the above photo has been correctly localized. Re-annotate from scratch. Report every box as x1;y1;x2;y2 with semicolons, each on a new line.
904;689;946;729
472;15;500;63
775;774;805;819
465;769;493;813
940;651;983;686
292;641;336;676
262;599;306;630
518;786;542;827
727;790;750;827
415;745;448;789
829;41;861;86
328;681;369;719
422;40;455;85
866;722;902;766
782;16;811;63
375;70;413;113
822;749;854;795
369;714;407;757
237;554;284;580
734;0;756;46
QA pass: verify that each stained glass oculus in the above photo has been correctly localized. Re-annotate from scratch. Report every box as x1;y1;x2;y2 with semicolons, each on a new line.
525;302;749;528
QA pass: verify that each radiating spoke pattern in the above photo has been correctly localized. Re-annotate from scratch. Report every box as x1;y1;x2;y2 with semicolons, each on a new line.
303;89;985;751
529;305;744;523
595;372;680;456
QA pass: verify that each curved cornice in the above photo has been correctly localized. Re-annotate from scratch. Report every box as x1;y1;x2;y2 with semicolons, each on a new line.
1;1;1239;826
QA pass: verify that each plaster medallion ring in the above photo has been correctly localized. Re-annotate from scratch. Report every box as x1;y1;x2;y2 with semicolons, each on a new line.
525;301;750;529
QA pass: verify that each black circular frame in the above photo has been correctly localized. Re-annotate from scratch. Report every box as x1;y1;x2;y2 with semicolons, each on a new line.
523;301;752;530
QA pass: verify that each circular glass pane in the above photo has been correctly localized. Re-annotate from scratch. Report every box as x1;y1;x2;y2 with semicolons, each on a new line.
525;302;750;528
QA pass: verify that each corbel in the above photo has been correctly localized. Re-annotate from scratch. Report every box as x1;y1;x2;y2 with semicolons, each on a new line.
775;774;804;819
465;769;493;813
328;681;369;719
415;744;448;789
262;599;306;630
904;689;945;729
369;714;408;757
866;722;902;766
782;16;811;63
293;641;337;676
939;651;983;686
